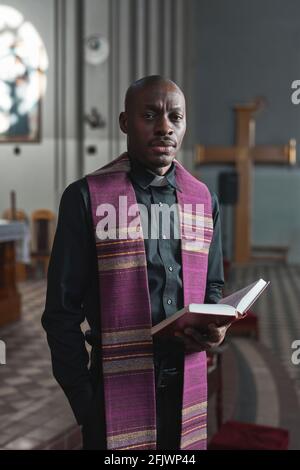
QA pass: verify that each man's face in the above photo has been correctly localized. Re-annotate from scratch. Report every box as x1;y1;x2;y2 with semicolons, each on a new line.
119;81;186;175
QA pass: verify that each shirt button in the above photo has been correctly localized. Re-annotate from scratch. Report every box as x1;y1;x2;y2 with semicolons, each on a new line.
168;266;173;272
167;299;172;305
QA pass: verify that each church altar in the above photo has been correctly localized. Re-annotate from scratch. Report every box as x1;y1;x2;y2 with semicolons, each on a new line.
0;220;24;327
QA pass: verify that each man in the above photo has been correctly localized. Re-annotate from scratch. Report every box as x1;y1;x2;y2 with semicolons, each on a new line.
42;75;226;450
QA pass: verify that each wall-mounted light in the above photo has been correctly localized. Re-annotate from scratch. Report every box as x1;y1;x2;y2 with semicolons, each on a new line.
85;34;109;66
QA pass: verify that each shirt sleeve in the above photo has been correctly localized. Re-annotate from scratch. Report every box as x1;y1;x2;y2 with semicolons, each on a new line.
41;180;95;425
204;192;225;304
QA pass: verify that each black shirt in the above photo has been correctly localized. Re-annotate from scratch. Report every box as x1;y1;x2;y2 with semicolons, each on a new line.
129;158;224;324
42;158;224;425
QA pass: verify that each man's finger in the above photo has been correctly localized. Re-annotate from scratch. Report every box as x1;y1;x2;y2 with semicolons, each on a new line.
184;327;219;344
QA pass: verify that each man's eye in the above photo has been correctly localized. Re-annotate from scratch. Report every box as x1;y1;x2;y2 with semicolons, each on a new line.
172;115;183;121
144;113;155;119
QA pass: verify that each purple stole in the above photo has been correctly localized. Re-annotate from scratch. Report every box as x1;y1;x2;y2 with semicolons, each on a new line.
87;153;213;450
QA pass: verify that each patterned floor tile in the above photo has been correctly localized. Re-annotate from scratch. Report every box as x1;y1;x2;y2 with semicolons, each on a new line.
1;267;300;449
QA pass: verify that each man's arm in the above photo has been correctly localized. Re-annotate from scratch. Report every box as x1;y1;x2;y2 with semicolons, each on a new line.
41;180;95;425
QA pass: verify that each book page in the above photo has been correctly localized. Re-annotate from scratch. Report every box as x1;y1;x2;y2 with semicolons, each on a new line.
218;279;267;313
236;280;269;313
189;303;236;315
151;303;237;336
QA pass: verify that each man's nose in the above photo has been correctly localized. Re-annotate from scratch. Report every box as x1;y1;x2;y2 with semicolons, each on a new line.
154;115;173;136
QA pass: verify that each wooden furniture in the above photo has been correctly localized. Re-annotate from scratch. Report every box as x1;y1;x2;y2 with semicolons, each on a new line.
228;310;259;340
207;350;223;431
0;221;23;327
2;209;28;221
2;208;29;281
195;99;296;264
252;245;289;264
31;209;56;277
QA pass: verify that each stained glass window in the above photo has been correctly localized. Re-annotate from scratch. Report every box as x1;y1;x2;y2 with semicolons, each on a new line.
0;5;49;141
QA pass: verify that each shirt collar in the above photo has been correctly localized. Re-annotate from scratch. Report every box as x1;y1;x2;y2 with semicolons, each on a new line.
129;156;182;192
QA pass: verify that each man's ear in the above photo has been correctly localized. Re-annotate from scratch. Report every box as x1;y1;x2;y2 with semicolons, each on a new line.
119;112;128;134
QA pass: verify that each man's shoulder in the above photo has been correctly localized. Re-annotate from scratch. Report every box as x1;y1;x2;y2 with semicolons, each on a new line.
175;160;213;198
175;161;219;213
60;177;89;211
63;177;88;198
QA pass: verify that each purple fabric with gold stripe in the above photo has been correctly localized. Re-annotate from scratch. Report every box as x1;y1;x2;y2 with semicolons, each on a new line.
87;153;213;450
176;169;212;449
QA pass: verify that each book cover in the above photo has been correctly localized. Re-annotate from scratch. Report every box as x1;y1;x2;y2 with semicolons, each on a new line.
151;278;270;337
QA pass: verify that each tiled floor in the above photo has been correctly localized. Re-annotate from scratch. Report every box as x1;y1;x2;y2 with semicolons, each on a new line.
0;280;81;450
1;264;300;449
226;264;300;402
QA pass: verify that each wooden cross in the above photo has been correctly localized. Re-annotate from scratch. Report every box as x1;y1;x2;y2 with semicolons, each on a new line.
195;99;296;264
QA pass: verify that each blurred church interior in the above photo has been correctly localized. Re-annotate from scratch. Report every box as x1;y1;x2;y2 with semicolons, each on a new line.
1;0;300;450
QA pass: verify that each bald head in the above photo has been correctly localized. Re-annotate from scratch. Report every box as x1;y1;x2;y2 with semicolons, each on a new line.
119;75;186;176
124;75;184;112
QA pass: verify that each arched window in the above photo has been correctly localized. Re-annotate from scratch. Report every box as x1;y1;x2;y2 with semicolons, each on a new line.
0;5;49;142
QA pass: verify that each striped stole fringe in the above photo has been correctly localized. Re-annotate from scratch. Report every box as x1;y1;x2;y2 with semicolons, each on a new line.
174;161;213;450
87;153;213;450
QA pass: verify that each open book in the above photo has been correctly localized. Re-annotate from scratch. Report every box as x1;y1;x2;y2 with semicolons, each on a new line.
151;279;270;337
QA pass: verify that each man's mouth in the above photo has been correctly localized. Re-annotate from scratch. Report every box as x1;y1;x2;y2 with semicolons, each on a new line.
149;141;176;154
150;140;176;147
150;146;174;155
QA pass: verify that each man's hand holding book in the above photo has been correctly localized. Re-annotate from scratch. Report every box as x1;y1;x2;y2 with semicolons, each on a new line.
174;322;229;353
